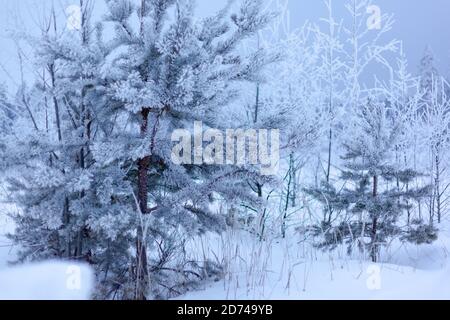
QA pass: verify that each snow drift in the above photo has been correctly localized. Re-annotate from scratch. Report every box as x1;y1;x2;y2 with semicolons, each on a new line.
0;262;93;300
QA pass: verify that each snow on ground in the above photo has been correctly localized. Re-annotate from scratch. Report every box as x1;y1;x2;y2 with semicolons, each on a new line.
179;256;450;300
1;185;450;300
0;216;94;300
0;261;93;300
0;190;93;300
178;225;450;300
0;190;16;269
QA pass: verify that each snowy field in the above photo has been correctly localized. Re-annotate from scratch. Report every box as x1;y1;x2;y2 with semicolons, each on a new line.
0;194;93;300
0;261;93;300
1;197;450;300
174;225;450;300
1;179;449;301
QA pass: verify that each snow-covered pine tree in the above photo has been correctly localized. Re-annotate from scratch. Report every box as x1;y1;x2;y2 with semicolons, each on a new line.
4;6;91;262
0;86;16;171
2;0;276;300
307;100;435;262
305;0;399;228
0;85;16;134
3;1;138;298
95;0;277;299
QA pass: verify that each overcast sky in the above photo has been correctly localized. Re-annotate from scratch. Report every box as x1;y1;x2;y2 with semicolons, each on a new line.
1;0;449;92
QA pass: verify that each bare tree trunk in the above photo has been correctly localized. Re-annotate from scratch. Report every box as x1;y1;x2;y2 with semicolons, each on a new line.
133;0;151;300
49;64;62;142
282;157;293;238
253;34;266;240
435;149;441;224
254;83;260;123
370;175;378;263
289;154;297;207
43;69;49;132
429;148;436;224
256;183;268;240
138;109;150;215
326;128;332;183
135;108;150;300
75;0;92;261
17;52;39;132
63;197;71;258
49;60;72;258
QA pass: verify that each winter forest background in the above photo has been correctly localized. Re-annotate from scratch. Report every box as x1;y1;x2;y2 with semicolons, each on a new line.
0;0;450;300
